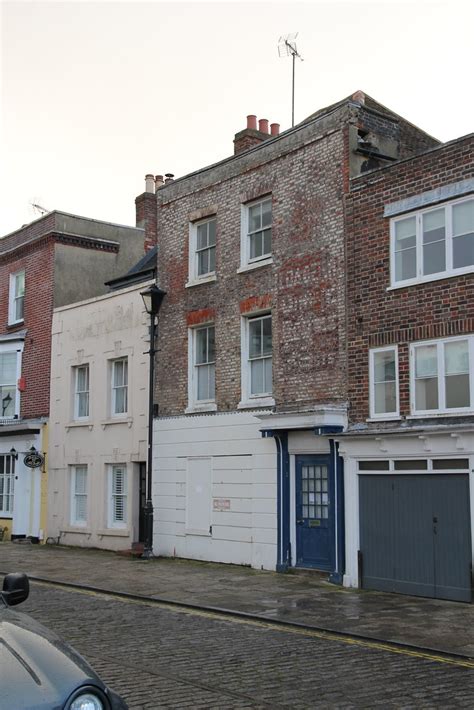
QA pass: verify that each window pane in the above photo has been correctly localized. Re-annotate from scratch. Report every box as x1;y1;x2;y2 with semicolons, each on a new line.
395;248;416;281
415;345;438;377
432;458;469;470
423;240;446;275
422;209;445;244
75;468;87;494
15;297;24;321
262;317;272;356
207;326;215;362
358;460;390;471
208;246;216;272
395;217;416;247
250;359;264;395
115;387;127;413
445;340;469;375
264;357;272;394
195;328;208;364
77;366;88;391
197;223;208;250
15;272;25;296
249;319;262;358
374;381;396;414
446;374;470;408
263;228;272;256
197;249;209;276
394;460;428;471
197;366;210;400
415;377;438;410
249;232;262;259
374;350;395;383
453;201;474;237
453;234;474;269
208;219;216;246
0;352;17;383
261;199;272;227
209;363;215;400
78;392;89;417
249;204;261;232
1;386;15;417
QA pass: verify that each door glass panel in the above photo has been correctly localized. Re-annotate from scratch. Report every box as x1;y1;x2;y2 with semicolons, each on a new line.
301;464;329;520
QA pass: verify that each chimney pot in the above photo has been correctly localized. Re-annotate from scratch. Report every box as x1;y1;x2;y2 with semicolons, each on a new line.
145;174;155;193
155;175;164;189
258;118;269;134
164;173;174;184
270;123;280;137
247;115;257;130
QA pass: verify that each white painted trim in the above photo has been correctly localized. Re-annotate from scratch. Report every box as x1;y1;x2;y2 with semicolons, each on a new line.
390;195;474;288
8;270;25;326
369;345;399;419
257;407;347;431
188;216;217;284
289;454;296;567
409;334;474;416
237;257;273;274
240;311;273;405
240;196;272;268
187;324;216;411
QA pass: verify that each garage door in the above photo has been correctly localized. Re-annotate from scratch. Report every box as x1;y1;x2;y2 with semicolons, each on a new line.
359;474;472;602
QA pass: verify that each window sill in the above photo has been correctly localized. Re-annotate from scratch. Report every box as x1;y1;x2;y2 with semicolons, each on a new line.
0;514;13;520
7;319;25;328
387;266;474;290
97;528;130;537
61;527;91;534
366;416;403;422
66;421;93;431
185;403;217;414
185;274;217;288
101;417;133;429
406;411;474;419
237;257;273;274
238;397;275;410
185;528;211;537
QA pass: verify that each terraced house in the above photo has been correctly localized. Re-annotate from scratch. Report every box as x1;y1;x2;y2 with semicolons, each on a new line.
341;132;474;601
145;91;438;579
0;211;145;543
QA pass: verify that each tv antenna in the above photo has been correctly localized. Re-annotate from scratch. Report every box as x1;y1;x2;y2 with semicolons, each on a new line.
31;202;50;216
278;33;304;128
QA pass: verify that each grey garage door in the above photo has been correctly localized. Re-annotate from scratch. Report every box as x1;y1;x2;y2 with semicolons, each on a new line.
359;474;472;602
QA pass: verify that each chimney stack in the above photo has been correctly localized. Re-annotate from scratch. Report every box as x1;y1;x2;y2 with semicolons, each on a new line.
233;115;279;155
145;174;155;193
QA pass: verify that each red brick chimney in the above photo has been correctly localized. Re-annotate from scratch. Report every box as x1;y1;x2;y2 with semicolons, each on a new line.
233;115;274;155
135;174;158;253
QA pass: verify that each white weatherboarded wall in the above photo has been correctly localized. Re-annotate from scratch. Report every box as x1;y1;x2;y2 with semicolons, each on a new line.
153;411;277;569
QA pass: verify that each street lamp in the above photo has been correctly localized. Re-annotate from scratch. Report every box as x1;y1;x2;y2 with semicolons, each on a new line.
140;284;166;560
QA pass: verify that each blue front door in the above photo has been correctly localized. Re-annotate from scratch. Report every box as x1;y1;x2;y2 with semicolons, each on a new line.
295;455;334;570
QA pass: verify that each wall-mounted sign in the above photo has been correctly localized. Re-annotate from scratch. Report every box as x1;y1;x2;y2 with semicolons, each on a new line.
24;451;44;469
213;498;231;511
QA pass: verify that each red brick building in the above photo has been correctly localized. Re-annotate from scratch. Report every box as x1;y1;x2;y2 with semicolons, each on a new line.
340;134;474;601
0;211;145;541
145;92;438;576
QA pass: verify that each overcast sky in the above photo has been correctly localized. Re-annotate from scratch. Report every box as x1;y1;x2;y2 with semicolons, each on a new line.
1;0;472;236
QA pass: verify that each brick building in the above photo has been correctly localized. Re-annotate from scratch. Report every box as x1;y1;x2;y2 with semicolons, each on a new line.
146;91;438;575
0;211;145;542
340;134;474;601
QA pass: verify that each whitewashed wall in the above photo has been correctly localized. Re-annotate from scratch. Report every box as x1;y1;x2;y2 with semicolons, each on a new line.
153;412;278;569
48;282;152;550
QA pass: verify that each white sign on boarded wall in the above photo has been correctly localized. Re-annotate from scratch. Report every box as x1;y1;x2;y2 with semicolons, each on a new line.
186;457;212;536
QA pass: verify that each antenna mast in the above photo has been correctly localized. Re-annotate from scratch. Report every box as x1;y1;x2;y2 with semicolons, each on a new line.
278;33;304;128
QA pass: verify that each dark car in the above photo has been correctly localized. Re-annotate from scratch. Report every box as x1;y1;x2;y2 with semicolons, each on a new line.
0;572;127;710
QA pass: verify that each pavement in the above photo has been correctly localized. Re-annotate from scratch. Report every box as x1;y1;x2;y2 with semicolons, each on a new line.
1;541;473;659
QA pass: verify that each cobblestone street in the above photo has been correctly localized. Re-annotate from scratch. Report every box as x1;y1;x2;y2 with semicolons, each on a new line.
21;582;474;709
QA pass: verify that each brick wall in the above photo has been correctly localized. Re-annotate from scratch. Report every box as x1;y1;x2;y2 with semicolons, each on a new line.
346;135;474;425
155;128;349;416
0;238;55;419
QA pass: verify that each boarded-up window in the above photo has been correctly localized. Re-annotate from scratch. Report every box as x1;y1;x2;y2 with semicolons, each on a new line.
186;458;211;535
109;464;127;527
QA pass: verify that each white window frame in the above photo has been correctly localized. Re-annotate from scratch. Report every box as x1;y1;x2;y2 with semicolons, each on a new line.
409;335;474;416
186;324;217;413
74;364;90;419
369;346;399;420
390;196;474;288
187;217;217;287
108;464;128;528
70;465;88;527
8;271;25;325
0;453;15;516
0;342;23;420
111;357;128;416
239;196;273;270
239;312;275;409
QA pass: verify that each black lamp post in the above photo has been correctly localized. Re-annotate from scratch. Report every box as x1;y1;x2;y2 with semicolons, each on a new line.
140;284;166;560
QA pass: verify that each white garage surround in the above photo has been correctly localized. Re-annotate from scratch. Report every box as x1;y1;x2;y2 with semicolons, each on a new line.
338;426;474;591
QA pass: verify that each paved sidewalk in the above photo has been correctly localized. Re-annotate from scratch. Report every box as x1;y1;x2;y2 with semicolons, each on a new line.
1;542;473;658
